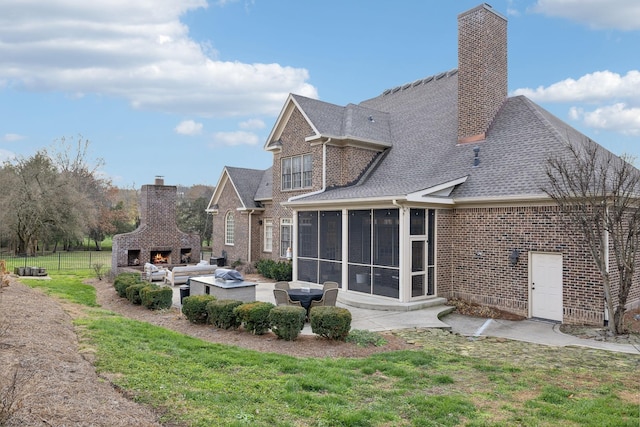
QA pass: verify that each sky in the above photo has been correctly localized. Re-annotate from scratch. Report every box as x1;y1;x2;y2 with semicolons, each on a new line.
1;0;639;188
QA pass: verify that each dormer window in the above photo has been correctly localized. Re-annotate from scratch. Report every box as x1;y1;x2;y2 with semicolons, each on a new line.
282;154;312;190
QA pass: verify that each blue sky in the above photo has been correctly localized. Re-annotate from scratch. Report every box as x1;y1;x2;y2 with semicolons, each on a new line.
1;0;639;188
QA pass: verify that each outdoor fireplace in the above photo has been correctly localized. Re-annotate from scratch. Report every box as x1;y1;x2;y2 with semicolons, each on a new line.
112;177;201;273
151;250;171;264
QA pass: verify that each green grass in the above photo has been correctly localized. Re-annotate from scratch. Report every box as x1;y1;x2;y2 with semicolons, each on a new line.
25;273;640;426
21;271;99;307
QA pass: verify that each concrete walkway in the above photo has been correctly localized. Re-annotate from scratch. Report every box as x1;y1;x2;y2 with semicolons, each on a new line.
172;280;640;355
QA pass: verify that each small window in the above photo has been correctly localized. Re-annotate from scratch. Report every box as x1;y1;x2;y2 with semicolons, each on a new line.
264;219;273;252
280;218;292;257
225;211;235;245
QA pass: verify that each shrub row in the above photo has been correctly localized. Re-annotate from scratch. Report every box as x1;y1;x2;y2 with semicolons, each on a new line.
181;295;351;341
113;272;173;310
254;259;292;282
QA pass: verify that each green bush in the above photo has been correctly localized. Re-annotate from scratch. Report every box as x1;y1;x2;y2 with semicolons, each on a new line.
206;299;243;330
346;329;388;347
234;301;275;335
113;272;141;298
254;259;292;281
268;305;306;341
182;295;217;324
125;283;147;305
140;285;173;310
310;306;352;341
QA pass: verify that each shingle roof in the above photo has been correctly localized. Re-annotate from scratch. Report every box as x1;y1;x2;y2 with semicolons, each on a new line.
291;94;392;146
290;69;607;204
225;166;268;209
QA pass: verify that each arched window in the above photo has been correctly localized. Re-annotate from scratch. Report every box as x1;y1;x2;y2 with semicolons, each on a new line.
225;211;235;245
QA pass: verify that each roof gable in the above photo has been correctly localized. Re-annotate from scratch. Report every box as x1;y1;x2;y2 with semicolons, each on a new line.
264;94;393;152
207;166;267;211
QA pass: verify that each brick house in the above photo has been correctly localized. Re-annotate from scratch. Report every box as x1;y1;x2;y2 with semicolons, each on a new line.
207;4;639;325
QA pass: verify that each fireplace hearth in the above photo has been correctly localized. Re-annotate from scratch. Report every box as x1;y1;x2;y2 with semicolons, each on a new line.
112;177;201;273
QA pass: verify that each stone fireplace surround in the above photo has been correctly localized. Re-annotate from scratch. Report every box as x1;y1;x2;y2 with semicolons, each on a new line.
112;178;201;274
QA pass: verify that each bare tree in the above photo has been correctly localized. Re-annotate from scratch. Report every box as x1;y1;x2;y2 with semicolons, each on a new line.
544;140;640;334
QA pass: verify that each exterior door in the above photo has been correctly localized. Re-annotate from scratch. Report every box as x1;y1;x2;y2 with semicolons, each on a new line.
530;252;563;322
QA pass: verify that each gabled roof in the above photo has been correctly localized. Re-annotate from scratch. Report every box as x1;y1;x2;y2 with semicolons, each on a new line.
264;94;392;151
206;166;268;212
286;69;619;206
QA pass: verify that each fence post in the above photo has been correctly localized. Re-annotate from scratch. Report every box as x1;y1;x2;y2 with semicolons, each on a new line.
89;252;92;269
58;252;61;271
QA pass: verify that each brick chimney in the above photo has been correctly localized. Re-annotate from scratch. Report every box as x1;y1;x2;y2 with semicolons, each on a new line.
457;3;507;143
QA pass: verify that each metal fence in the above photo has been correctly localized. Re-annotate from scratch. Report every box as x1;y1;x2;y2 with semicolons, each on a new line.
2;251;113;272
2;250;215;273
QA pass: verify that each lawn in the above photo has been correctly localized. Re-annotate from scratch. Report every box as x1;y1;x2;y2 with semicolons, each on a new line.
27;273;640;426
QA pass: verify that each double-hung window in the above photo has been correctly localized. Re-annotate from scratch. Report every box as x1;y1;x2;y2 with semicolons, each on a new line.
281;154;312;190
280;218;292;257
264;219;273;252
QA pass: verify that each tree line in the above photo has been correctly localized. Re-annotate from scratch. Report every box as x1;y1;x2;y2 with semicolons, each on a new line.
0;137;213;255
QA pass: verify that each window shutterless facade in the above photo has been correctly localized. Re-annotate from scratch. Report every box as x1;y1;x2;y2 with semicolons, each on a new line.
263;219;273;252
280;218;292;258
224;211;234;245
281;154;312;190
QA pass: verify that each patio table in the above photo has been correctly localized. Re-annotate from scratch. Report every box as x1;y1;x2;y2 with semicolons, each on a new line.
287;288;323;312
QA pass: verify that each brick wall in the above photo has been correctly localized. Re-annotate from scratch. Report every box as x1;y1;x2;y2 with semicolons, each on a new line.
112;183;201;273
457;4;507;142
437;205;623;325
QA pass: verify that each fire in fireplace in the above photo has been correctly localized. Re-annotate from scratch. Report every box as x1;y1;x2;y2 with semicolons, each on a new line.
151;251;171;264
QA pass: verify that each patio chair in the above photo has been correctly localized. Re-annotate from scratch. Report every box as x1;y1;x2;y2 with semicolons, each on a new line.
309;288;338;309
273;288;302;307
322;281;339;291
274;281;290;291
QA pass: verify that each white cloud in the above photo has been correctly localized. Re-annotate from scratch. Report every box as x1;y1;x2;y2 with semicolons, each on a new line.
3;133;26;142
514;70;640;137
512;70;640;103
212;131;259;146
532;0;640;30
0;148;16;163
175;120;203;135
239;118;265;130
570;104;640;136
0;1;317;117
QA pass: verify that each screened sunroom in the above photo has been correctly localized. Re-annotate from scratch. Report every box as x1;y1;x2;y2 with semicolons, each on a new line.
293;207;436;302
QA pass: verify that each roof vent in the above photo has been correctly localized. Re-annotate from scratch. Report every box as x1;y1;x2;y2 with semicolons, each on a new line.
368;115;375;123
473;146;480;167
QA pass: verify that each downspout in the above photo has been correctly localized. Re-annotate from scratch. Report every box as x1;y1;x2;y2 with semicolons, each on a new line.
287;138;330;202
247;210;255;264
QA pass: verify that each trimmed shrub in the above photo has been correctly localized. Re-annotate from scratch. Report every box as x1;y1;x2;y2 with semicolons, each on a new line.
310;306;352;341
140;285;173;310
114;272;141;298
254;259;292;281
207;299;243;330
125;283;147;305
268;305;306;341
182;295;217;324
234;301;275;335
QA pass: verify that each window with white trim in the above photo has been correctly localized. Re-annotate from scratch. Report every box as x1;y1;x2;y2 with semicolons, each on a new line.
280;218;292;257
281;154;312;190
225;211;234;245
264;219;273;252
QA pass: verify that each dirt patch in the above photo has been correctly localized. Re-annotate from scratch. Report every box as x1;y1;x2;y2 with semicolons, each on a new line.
0;278;162;427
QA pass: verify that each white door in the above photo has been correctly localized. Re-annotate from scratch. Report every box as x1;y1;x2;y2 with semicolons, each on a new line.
530;253;563;322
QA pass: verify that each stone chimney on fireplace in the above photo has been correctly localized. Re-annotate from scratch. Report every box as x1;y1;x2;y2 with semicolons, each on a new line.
457;3;507;143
